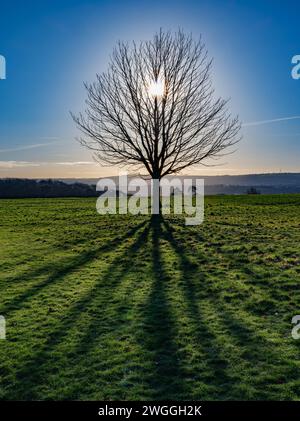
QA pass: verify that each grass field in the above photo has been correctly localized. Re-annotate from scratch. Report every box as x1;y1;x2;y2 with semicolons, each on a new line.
0;194;300;400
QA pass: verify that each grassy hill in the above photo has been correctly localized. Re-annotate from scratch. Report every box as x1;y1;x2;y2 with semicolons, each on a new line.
0;195;299;400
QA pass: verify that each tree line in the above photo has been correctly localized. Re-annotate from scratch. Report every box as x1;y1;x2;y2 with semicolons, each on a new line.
0;179;98;198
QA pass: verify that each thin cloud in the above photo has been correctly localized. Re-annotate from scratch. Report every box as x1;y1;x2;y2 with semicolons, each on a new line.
0;161;42;168
0;160;96;168
55;161;95;166
242;115;300;127
0;140;59;153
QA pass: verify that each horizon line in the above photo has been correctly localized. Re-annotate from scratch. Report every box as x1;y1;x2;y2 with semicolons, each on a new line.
1;171;300;180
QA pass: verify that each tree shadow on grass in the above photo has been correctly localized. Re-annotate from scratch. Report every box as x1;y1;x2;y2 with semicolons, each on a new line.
0;220;147;316
4;214;297;400
10;215;238;400
136;215;185;399
7;219;151;399
68;215;188;400
8;216;188;400
161;219;299;400
159;218;232;399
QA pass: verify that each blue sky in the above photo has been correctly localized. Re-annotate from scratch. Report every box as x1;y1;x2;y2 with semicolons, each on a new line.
0;0;299;177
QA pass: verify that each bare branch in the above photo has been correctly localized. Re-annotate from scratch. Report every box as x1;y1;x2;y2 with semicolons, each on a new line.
72;29;241;179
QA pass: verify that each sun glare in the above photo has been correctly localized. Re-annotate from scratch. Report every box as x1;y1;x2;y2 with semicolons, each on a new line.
148;79;165;98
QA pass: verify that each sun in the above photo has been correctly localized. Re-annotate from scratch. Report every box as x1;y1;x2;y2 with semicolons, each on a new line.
148;79;165;98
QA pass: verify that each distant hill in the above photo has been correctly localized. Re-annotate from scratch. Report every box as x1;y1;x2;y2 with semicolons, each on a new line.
58;173;300;195
0;173;300;197
59;172;300;187
0;179;99;198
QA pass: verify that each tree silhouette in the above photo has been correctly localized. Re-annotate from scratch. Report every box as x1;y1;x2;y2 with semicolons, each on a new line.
72;30;241;180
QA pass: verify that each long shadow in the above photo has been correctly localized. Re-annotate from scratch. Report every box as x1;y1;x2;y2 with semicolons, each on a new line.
136;215;185;399
72;221;152;354
0;220;147;316
65;221;153;398
161;219;233;398
8;220;150;399
162;219;298;399
67;215;186;400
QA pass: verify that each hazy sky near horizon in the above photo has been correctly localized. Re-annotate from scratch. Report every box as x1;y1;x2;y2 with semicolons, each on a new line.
0;0;300;178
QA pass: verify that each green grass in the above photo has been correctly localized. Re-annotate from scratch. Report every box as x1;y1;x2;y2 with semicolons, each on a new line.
0;194;300;400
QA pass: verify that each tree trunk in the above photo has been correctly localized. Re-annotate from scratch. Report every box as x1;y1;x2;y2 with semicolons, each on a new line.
159;185;162;215
152;175;162;217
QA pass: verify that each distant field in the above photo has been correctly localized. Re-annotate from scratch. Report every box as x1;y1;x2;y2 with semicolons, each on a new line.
0;195;299;400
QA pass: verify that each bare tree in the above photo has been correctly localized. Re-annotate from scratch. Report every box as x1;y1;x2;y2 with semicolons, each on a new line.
72;30;241;181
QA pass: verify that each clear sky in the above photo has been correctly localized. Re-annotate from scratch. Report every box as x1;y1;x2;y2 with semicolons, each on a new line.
0;0;299;178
